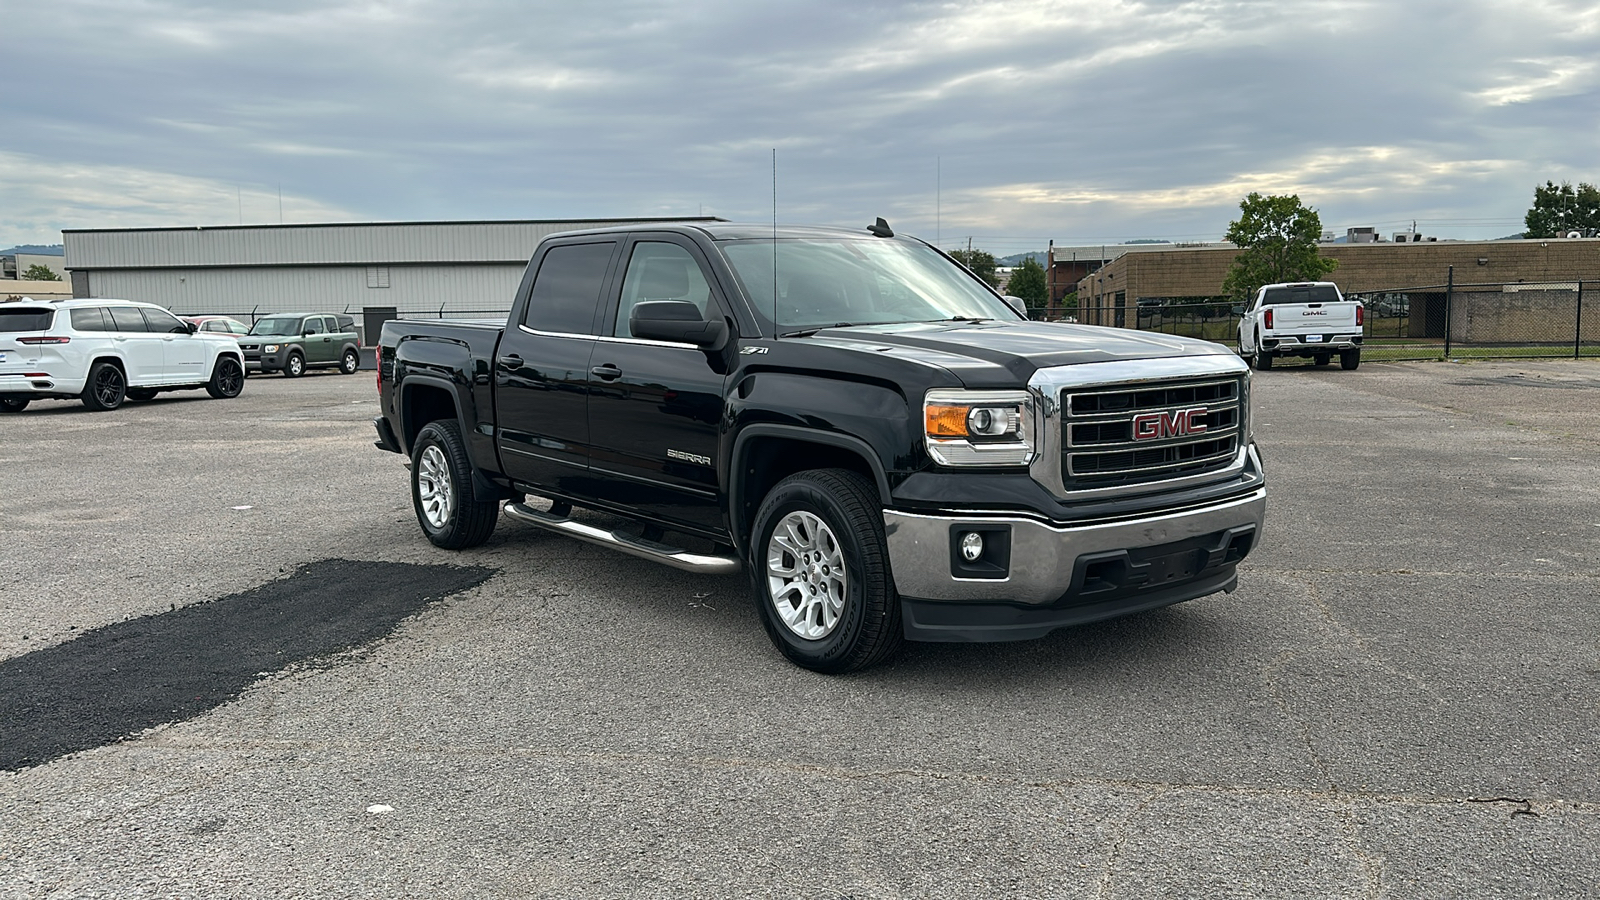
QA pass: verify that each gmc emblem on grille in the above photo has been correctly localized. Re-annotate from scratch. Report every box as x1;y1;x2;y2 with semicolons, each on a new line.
1132;408;1208;441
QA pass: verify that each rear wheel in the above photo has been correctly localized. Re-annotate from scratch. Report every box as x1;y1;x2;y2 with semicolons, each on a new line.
1341;349;1361;370
340;348;360;375
1254;349;1273;370
750;468;902;674
1314;354;1331;366
411;419;499;549
206;356;245;399
284;351;305;378
81;361;126;411
127;388;158;401
0;398;28;413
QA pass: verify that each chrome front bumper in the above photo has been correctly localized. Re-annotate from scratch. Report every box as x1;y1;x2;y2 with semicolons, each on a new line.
883;485;1266;642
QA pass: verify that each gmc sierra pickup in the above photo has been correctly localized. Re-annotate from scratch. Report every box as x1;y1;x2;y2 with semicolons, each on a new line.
373;220;1266;672
1237;281;1364;370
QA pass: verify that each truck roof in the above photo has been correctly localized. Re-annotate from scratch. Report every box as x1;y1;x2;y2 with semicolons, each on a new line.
543;222;908;243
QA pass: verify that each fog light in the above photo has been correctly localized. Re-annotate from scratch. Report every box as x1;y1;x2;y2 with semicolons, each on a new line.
959;531;984;562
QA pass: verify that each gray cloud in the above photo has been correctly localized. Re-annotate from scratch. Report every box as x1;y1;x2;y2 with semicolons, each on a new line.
2;0;1596;253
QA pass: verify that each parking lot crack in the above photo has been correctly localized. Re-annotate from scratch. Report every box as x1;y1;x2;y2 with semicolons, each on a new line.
1261;650;1339;791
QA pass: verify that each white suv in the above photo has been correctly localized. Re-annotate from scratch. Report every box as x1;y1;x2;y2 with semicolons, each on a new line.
0;298;246;412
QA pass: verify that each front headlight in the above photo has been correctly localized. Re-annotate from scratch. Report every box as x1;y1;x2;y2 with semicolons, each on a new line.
263;344;280;353
924;389;1034;466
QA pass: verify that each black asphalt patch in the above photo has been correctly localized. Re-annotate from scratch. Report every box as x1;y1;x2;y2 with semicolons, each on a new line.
0;559;494;772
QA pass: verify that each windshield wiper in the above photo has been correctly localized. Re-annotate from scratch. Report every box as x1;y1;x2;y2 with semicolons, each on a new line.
779;322;857;338
940;316;990;324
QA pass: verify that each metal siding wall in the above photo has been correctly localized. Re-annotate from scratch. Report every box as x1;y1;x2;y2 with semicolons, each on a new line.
65;220;660;268
83;264;527;318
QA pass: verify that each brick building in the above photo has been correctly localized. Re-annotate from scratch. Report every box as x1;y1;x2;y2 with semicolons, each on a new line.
1072;237;1600;333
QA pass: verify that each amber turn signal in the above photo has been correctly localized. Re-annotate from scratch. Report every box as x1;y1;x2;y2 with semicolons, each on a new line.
925;405;970;437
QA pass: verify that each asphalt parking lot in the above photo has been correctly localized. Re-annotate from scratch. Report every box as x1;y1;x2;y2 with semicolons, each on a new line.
2;359;1598;898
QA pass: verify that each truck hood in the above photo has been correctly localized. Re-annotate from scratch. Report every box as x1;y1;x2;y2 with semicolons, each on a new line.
796;320;1231;387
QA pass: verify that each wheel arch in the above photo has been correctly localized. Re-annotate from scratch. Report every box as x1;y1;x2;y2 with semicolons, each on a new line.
730;425;890;555
399;376;510;503
398;375;466;455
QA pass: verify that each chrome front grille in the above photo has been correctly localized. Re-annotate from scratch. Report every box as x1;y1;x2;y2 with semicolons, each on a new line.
1061;377;1242;489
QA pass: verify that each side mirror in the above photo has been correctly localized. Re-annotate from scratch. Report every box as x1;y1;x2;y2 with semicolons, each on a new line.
185;322;198;334
1002;295;1028;318
303;330;315;337
630;300;729;350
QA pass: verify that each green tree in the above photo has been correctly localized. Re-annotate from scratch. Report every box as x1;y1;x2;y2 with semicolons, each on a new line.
948;248;1000;288
1006;257;1048;311
22;263;61;281
1523;180;1600;238
1220;193;1338;302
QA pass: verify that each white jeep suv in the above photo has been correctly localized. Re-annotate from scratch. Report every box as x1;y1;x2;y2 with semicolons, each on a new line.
0;298;246;412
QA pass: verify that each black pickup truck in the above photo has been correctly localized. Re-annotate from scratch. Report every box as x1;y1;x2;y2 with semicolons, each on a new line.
373;220;1266;672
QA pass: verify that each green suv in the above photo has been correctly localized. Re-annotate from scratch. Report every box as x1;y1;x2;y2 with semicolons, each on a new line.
240;313;362;377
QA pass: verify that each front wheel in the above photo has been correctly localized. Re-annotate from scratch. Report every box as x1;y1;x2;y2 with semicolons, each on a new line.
0;398;28;413
127;388;158;402
1341;349;1361;370
207;356;245;399
339;348;360;375
411;419;499;549
750;469;902;673
284;352;305;378
81;361;126;411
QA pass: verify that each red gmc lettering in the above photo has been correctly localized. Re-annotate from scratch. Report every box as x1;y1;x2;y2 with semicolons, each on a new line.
1132;408;1208;440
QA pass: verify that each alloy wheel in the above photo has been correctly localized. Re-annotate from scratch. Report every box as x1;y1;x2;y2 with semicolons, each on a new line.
764;510;848;640
416;445;455;529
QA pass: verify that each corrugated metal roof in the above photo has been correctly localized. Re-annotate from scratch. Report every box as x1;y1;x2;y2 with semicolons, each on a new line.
64;218;723;269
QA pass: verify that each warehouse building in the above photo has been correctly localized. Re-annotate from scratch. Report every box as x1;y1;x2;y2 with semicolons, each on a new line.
62;218;723;337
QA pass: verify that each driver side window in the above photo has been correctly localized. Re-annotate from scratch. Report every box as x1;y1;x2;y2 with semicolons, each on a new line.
613;242;712;337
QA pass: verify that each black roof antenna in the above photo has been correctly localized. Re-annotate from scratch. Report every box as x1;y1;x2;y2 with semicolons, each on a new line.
867;217;894;238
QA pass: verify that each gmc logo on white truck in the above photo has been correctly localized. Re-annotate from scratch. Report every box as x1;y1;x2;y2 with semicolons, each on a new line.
1132;408;1208;441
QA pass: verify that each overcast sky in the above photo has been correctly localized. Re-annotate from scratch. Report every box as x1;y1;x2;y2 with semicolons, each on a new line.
2;0;1596;255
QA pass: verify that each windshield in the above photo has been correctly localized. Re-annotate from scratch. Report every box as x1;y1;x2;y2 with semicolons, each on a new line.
250;317;303;336
720;238;1015;334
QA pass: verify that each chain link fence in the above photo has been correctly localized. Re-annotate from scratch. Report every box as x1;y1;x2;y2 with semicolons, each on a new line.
1048;274;1596;362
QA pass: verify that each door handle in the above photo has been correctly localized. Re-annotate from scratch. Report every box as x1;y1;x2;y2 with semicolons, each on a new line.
497;354;523;369
590;364;623;381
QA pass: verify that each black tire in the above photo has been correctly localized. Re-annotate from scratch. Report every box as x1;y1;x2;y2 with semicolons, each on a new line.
81;361;127;411
284;351;305;378
127;388;158;402
339;348;360;375
1341;349;1361;370
0;398;28;413
411;419;498;549
1314;354;1331;366
206;355;245;399
749;468;902;674
1254;349;1273;370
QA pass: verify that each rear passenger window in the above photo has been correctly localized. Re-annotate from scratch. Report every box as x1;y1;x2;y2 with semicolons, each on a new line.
108;307;148;332
70;308;109;332
522;242;616;335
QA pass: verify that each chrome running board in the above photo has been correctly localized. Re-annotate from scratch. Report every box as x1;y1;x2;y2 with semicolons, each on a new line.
503;502;742;575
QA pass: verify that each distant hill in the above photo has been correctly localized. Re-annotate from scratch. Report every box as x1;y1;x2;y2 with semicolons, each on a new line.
2;244;64;256
997;251;1046;266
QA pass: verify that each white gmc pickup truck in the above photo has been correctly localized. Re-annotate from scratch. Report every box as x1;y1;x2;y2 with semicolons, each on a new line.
1237;281;1363;370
